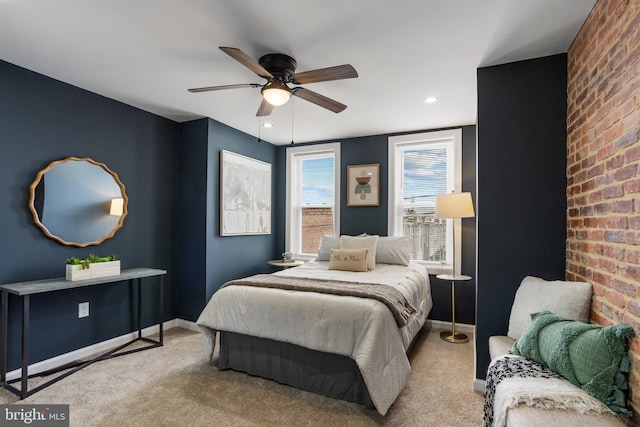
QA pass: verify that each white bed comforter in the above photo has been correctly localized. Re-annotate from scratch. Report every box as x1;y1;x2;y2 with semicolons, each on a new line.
196;260;432;415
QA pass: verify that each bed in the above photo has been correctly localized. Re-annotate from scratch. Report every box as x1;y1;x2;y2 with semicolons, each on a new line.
196;236;432;415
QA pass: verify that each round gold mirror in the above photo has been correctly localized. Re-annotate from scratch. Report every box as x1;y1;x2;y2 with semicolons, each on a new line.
29;157;128;247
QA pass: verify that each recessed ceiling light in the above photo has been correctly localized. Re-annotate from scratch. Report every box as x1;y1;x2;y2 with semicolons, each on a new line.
262;123;273;128
424;97;438;104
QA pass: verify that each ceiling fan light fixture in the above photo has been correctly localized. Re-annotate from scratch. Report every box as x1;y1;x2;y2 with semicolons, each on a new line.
262;81;291;106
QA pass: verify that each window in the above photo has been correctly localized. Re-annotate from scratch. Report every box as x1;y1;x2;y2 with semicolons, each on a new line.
388;129;462;275
286;143;340;258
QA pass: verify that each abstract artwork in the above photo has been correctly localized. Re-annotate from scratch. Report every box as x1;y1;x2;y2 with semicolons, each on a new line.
347;163;380;206
220;150;271;235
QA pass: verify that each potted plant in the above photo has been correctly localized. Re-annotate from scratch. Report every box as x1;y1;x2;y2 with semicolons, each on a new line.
65;253;120;281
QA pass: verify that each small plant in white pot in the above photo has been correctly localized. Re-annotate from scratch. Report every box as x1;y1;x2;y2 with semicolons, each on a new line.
65;253;120;281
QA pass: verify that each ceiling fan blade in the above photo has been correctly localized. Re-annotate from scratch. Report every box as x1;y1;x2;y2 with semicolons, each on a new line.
219;47;273;80
256;98;274;117
292;87;347;113
188;83;261;93
291;64;358;85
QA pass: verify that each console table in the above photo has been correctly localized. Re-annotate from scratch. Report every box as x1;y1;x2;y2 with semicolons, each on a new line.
0;267;166;399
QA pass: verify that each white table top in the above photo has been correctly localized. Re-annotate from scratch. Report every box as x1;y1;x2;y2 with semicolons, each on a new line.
267;259;304;268
436;274;472;281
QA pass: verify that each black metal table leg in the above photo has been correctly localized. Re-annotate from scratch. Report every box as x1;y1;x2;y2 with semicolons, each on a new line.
1;291;7;383
137;278;142;339
159;276;164;345
21;295;29;398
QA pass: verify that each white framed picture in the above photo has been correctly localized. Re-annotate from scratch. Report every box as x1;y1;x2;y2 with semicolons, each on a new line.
220;150;271;236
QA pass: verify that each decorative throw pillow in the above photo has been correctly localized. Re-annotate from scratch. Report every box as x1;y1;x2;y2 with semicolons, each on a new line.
340;235;379;270
328;248;369;272
510;311;634;417
507;276;592;340
375;236;412;266
316;235;340;261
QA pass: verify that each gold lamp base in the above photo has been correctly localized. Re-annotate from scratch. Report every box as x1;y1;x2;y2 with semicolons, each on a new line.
440;330;468;343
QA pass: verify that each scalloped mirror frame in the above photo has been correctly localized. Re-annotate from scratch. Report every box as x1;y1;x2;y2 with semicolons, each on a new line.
29;156;129;247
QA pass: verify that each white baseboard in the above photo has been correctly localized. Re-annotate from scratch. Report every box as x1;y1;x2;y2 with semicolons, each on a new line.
424;319;475;334
174;318;200;332
473;378;486;394
4;318;198;381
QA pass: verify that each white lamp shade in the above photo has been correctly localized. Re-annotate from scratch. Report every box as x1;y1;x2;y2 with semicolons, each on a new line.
435;192;475;218
110;198;124;216
262;86;291;106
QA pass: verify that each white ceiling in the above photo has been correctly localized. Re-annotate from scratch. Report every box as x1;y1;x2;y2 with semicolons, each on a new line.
0;0;596;145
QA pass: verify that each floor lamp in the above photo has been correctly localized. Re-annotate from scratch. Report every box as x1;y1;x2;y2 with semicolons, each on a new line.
435;191;475;343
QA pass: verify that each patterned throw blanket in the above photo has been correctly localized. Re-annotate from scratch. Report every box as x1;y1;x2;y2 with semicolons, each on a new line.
221;273;416;327
484;355;613;427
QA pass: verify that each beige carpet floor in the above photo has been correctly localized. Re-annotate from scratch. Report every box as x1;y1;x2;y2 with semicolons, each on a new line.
0;326;484;426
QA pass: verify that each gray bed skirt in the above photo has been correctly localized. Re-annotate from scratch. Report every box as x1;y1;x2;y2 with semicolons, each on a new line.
218;331;375;409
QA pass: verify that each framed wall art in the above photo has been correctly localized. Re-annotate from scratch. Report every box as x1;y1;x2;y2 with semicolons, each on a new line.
347;163;380;207
220;150;271;236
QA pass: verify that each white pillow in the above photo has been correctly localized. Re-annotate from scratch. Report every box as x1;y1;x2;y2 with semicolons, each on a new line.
316;235;340;261
376;236;411;266
507;276;592;340
340;235;379;270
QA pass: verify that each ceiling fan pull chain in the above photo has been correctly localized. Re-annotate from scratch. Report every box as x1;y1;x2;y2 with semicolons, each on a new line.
257;116;262;143
291;97;295;145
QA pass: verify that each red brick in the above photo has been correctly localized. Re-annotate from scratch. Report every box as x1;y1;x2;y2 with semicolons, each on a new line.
615;164;639;181
581;205;594;216
595;173;615;187
603;184;624;199
592;271;611;287
628;249;640;264
615;129;640;150
589;190;603;203
588;163;604;178
612;278;638;297
605;230;625;242
621;265;640;281
612;199;634;213
627;231;640;245
625;179;640;193
628;300;640;317
601;258;618;273
606;290;626;308
606;154;625;170
603;215;628;228
627;146;640;163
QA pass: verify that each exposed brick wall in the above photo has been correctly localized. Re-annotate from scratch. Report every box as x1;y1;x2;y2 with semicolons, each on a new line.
567;0;640;418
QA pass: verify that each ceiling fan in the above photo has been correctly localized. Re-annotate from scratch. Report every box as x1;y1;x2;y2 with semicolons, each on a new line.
188;47;358;117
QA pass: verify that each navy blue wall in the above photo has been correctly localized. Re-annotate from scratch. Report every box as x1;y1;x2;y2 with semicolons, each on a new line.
475;54;567;380
174;120;209;321
173;118;279;320
340;135;389;236
0;60;179;369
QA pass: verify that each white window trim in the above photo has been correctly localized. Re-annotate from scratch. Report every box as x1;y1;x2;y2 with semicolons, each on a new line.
286;143;341;260
388;129;462;275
